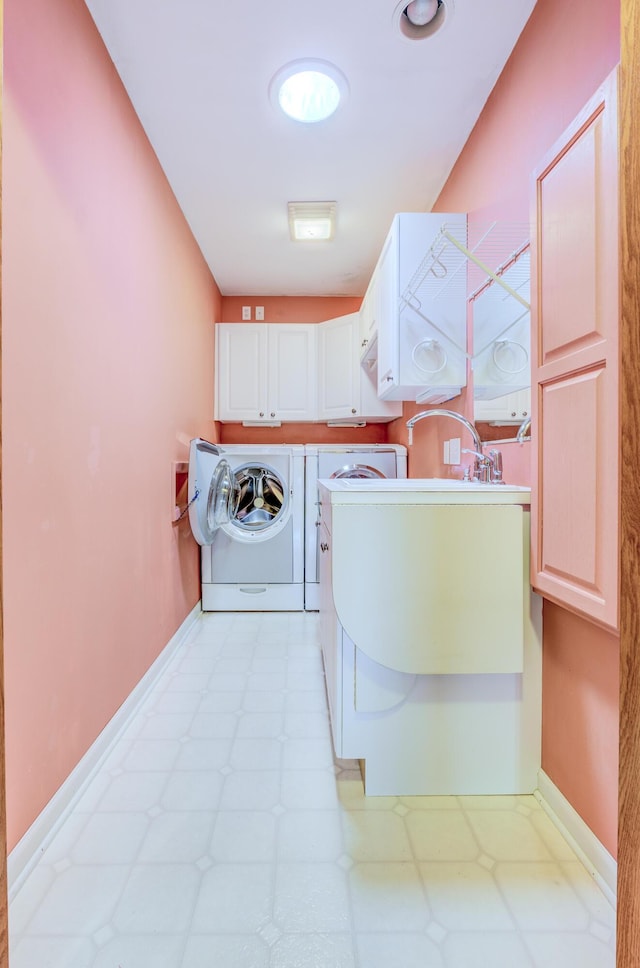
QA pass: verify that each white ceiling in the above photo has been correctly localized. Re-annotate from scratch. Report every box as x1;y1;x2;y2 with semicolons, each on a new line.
84;0;537;297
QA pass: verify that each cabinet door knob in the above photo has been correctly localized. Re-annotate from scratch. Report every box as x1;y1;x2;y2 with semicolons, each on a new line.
259;411;264;417
351;408;357;414
270;411;276;418
511;411;517;417
320;541;329;552
522;411;528;416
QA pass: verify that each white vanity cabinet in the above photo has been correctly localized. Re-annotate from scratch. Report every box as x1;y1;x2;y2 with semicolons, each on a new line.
474;386;531;424
317;313;401;422
370;212;468;403
215;323;317;422
318;478;541;796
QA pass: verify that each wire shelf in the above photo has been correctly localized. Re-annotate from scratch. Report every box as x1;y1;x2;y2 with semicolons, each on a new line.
401;221;530;310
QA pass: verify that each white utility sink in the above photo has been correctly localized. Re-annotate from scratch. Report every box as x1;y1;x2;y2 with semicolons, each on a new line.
318;477;530;505
334;477;528;490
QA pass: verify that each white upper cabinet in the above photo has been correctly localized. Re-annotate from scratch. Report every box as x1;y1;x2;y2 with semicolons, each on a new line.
215;318;399;424
366;212;468;403
318;313;359;420
215;323;317;422
267;324;318;420
215;324;267;421
474;387;531;424
318;313;401;422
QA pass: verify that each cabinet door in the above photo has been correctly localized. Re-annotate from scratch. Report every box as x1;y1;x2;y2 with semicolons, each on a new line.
215;324;267;421
267;324;318;420
359;273;378;359
318;312;403;423
318;314;359;420
376;225;399;397
318;519;343;755
531;70;618;630
358;366;403;421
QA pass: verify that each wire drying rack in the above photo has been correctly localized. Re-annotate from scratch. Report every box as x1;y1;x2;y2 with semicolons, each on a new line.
400;221;531;324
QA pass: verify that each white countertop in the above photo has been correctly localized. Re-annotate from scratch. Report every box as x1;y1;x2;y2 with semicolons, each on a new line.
319;477;531;505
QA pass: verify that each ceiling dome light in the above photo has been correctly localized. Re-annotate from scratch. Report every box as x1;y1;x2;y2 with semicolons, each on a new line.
394;0;453;40
270;59;348;123
405;0;439;26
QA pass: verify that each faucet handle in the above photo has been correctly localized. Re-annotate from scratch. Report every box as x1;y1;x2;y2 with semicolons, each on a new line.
461;447;492;483
488;449;504;483
461;447;489;463
461;448;505;484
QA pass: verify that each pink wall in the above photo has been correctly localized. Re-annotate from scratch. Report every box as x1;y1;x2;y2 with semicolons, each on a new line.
424;0;619;852
3;0;221;848
221;296;360;324
218;296;388;446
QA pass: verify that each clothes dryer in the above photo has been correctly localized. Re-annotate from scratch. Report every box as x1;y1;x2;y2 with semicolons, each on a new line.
303;443;407;610
188;439;305;611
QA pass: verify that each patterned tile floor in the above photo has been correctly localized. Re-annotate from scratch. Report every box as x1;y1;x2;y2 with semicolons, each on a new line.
10;612;616;967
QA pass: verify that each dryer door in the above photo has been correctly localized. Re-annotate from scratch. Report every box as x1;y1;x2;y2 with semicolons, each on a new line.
331;464;386;480
188;438;238;546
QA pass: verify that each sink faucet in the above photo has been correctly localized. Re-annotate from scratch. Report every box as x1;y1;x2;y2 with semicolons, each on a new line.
516;416;532;442
405;408;502;483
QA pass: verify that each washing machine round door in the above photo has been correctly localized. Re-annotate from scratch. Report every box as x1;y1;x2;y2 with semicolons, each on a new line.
189;449;238;546
331;464;386;480
206;460;239;534
222;462;291;543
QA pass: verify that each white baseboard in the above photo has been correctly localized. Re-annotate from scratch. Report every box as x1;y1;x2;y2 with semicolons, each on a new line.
8;601;202;899
535;768;617;908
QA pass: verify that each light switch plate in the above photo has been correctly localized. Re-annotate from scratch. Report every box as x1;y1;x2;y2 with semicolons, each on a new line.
242;306;251;320
449;437;461;463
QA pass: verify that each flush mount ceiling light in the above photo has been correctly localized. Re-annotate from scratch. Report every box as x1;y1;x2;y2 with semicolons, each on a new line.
288;202;337;242
270;60;348;123
394;0;454;40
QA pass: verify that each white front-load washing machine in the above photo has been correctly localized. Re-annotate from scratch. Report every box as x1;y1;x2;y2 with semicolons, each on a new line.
303;443;407;610
188;439;305;611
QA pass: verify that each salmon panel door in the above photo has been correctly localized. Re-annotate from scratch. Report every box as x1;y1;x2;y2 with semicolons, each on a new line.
530;69;619;630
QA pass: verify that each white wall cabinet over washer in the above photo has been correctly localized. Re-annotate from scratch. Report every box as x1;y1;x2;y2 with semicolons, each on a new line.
368;212;468;403
215;322;317;422
317;313;401;422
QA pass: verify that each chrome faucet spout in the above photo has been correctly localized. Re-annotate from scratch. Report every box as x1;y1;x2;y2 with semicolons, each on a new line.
406;408;483;454
406;408;500;482
516;416;532;442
